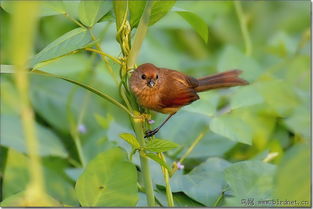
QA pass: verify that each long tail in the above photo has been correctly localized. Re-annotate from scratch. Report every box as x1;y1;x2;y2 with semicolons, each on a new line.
195;70;249;92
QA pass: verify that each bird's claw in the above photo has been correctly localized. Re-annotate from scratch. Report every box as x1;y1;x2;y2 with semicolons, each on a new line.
144;128;159;138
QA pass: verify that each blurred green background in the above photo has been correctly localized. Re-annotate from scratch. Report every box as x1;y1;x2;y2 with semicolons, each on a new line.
0;0;311;207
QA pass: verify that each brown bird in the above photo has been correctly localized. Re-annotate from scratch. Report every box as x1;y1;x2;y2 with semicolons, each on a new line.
129;63;248;138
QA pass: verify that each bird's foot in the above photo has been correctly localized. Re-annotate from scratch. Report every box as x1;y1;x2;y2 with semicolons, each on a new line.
144;128;159;138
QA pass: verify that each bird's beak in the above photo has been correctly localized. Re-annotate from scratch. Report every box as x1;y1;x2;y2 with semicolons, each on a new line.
147;79;155;87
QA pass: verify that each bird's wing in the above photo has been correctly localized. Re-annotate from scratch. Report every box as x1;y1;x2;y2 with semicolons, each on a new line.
160;69;199;108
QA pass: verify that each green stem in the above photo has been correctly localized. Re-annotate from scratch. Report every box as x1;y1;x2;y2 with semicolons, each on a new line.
127;0;154;69
132;120;155;206
159;153;174;206
171;129;207;176
66;86;87;168
234;1;252;56
85;48;122;65
10;1;55;204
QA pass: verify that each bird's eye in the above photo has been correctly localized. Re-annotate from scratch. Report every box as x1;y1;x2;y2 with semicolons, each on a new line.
156;75;159;79
141;74;146;79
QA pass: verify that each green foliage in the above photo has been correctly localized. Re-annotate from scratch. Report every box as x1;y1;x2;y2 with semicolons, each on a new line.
224;161;276;206
210;113;253;145
170;158;230;206
129;1;176;27
120;133;140;149
144;139;179;153
144;153;171;172
3;149;78;206
176;11;208;43
274;144;311;207
30;28;93;66
79;1;112;27
0;0;310;207
0;114;66;157
75;148;138;206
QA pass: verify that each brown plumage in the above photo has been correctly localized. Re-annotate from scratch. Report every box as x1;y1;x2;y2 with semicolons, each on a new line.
129;63;248;137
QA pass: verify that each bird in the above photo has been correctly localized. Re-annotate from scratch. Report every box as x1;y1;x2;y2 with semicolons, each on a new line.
129;63;248;138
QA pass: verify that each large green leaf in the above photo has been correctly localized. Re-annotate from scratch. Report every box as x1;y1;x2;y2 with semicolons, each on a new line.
144;139;179;153
230;84;264;110
30;28;93;67
2;149;78;206
274;144;311;207
209;113;253;145
176;11;208;43
129;0;176;27
217;46;262;82
223;161;276;207
0;114;67;157
75;148;138;206
169;158;231;206
63;1;80;19
79;0;112;27
255;78;299;116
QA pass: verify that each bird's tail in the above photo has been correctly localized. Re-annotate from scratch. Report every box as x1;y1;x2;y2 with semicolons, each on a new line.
195;70;249;92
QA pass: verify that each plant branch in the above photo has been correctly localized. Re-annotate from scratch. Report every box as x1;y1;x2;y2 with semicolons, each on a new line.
171;129;207;176
127;0;154;70
158;153;174;206
234;1;252;56
10;1;55;205
85;48;122;65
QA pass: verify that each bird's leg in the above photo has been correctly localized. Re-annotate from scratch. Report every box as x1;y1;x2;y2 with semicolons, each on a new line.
144;113;176;138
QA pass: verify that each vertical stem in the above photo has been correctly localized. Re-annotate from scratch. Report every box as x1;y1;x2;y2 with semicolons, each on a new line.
132;119;155;206
10;0;49;204
234;1;252;56
127;0;154;69
159;153;174;206
120;0;156;206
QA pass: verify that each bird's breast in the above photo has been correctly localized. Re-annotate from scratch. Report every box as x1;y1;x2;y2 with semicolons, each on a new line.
133;87;163;111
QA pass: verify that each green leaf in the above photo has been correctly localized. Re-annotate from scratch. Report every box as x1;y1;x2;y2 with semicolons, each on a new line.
3;149;78;206
217;46;262;82
63;1;80;19
119;133;140;149
30;28;93;66
176;11;208;43
210;113;253;145
274;144;311;207
113;1;128;31
129;0;176;27
230;84;264;109
0;114;67;157
169;157;231;206
223;161;276;207
255;78;299;116
1;1;65;16
284;105;310;139
144;139;178;152
129;1;146;27
79;0;112;27
144;153;171;172
75;148;138;206
155;190;204;207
